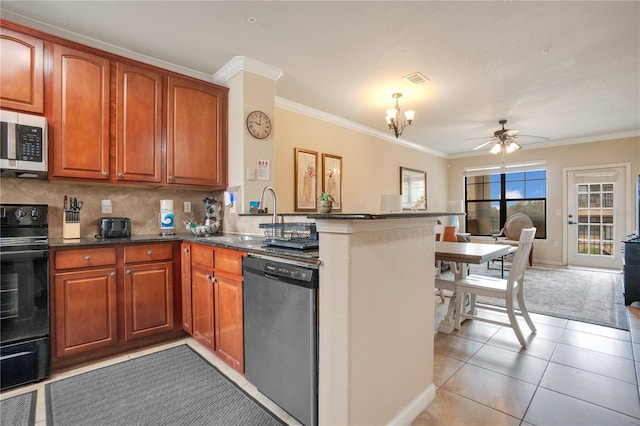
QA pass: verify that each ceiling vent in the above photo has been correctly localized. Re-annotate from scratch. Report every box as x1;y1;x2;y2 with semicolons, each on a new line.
403;72;430;85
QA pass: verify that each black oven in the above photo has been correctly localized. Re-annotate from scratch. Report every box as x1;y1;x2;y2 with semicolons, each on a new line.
0;203;50;390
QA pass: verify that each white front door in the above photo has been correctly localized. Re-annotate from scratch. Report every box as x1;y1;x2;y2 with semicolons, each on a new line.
567;166;627;270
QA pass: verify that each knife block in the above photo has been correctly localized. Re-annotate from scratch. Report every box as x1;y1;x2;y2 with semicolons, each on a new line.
63;218;80;239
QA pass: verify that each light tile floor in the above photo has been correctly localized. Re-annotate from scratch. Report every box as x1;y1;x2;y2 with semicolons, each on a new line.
2;303;639;426
413;297;640;426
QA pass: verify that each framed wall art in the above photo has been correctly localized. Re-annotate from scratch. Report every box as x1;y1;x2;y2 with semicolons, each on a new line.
294;148;318;211
322;153;342;211
400;167;427;210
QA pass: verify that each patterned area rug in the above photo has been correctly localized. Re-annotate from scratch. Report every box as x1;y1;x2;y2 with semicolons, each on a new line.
0;390;36;426
441;263;628;330
45;345;285;426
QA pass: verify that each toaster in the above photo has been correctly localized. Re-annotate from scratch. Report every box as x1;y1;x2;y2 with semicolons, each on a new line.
97;217;131;238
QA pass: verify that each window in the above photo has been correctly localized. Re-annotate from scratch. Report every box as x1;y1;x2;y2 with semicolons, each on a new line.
465;169;546;239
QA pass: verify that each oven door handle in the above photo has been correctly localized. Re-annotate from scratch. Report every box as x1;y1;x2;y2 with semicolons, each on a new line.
0;249;49;260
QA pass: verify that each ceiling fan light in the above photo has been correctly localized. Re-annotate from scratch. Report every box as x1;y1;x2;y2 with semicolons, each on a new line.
387;109;398;122
506;140;521;153
489;143;502;154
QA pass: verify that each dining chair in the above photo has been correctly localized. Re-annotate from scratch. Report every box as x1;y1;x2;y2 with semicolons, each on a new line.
434;224;458;303
454;227;537;347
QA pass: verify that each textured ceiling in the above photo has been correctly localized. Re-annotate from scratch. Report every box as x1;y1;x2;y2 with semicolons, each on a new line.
2;1;639;158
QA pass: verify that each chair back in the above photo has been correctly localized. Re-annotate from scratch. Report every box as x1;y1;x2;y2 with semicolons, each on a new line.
506;227;536;293
434;224;444;242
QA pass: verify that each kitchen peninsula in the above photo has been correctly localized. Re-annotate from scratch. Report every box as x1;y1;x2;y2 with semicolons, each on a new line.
310;212;447;425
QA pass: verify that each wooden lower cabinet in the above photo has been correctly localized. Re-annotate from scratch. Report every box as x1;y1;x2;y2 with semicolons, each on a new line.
123;261;173;341
180;242;192;334
191;264;215;349
214;272;244;372
54;267;118;357
182;243;245;373
51;242;180;369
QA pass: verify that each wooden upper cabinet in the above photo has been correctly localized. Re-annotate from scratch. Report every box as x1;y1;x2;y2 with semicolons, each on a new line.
115;63;162;183
0;27;44;113
50;44;110;180
166;76;228;189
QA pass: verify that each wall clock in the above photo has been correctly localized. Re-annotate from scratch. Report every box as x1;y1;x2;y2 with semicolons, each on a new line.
246;110;272;139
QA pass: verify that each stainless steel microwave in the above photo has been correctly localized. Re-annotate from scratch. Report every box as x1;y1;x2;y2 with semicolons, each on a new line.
0;110;47;178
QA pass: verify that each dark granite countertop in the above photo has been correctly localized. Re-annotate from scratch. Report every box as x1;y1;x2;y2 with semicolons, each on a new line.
309;211;459;219
50;233;320;266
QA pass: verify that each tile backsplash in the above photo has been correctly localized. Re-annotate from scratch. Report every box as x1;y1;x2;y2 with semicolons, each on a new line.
1;178;221;238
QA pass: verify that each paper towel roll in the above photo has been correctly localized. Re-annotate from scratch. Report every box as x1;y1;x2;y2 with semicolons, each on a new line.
160;199;174;230
380;194;403;212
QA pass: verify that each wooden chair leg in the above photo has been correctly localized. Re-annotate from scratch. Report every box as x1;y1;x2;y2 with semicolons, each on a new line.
455;289;465;330
517;290;537;333
506;297;527;347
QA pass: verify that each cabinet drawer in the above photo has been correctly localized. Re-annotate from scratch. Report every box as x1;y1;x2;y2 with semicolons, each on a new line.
55;247;117;270
124;243;173;263
191;244;214;268
214;248;244;275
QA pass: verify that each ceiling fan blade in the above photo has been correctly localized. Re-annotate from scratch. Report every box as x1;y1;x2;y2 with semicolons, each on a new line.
516;134;550;141
465;136;495;141
472;140;494;150
504;129;519;137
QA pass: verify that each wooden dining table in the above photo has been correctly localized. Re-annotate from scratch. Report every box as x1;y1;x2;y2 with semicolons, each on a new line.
435;241;512;333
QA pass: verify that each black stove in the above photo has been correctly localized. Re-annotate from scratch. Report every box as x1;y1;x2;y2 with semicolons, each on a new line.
0;203;50;390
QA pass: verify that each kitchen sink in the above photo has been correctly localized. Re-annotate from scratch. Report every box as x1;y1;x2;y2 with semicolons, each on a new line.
202;235;263;244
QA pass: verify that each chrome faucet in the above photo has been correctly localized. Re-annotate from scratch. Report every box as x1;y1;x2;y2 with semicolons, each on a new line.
258;186;278;225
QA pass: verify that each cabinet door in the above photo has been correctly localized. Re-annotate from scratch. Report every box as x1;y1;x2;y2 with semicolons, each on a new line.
214;272;244;373
115;63;162;183
54;268;117;358
50;44;110;179
191;265;215;349
123;262;174;341
166;76;228;189
181;243;193;334
0;27;44;113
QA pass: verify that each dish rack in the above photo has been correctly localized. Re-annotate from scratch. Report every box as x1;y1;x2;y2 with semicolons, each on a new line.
259;222;318;249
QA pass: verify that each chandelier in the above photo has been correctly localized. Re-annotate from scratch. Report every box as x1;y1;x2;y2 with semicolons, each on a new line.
489;138;521;155
385;93;415;138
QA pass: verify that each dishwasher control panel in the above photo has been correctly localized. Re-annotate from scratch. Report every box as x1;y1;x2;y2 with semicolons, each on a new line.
265;262;314;281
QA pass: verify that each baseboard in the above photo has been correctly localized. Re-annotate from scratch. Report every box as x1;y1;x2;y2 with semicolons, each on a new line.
386;383;437;426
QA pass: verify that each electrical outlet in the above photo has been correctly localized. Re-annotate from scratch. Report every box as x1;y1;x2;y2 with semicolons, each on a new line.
184;201;191;213
101;199;112;214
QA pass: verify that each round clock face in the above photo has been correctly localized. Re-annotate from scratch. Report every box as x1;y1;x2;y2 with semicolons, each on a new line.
246;111;272;139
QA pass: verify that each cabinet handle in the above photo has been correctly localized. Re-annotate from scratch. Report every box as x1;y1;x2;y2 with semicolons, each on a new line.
184;248;189;253
211;276;217;284
206;274;211;280
126;269;131;274
110;272;116;277
117;173;124;177
84;255;91;261
168;176;175;182
103;171;109;177
147;250;153;255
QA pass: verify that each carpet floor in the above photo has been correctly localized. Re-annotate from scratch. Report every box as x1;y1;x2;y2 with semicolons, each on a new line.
45;345;285;426
440;263;628;330
0;390;36;426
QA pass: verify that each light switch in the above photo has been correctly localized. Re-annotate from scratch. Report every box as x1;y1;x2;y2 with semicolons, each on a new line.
184;202;191;213
101;199;112;214
247;168;256;180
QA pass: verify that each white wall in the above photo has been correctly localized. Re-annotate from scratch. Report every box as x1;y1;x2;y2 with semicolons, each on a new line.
273;108;449;214
447;137;640;266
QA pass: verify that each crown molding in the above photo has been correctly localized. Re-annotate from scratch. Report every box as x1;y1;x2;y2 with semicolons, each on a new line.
275;97;447;158
212;56;284;85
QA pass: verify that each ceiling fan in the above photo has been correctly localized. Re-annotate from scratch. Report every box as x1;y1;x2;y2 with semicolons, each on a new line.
469;120;549;154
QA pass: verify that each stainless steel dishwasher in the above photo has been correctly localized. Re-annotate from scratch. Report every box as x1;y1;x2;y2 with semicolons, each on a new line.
243;255;318;426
